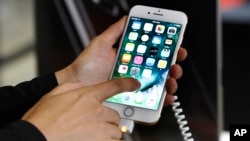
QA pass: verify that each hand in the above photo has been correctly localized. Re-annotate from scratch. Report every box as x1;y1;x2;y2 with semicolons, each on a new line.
22;78;140;141
164;47;187;106
55;16;127;86
55;16;187;106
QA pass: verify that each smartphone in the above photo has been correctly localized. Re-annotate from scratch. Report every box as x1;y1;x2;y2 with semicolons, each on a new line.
103;5;188;124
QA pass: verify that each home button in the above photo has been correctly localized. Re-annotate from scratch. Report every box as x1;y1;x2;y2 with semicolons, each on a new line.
124;107;134;117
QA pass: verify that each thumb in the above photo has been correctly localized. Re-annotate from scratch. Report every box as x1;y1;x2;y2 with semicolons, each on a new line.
98;16;127;47
92;78;141;102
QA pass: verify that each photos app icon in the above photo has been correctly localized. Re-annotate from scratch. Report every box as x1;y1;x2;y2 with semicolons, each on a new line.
155;25;165;33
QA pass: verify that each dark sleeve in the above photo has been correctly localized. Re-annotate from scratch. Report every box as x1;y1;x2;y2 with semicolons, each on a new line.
0;73;58;127
0;120;46;141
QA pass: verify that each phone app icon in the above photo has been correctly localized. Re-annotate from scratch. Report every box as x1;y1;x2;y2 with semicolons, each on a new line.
165;39;173;45
133;56;143;65
132;21;141;30
137;44;147;54
128;32;138;40
121;54;132;63
141;34;149;42
161;48;170;57
149;47;158;56
135;94;144;104
146;97;156;106
118;65;128;74
143;23;153;32
155;25;165;33
125;43;135;51
167;27;177;35
157;60;167;69
130;67;140;76
152;36;162;44
142;69;152;78
146;58;155;66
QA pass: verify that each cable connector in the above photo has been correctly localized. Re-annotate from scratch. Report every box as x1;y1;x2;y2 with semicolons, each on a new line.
119;118;135;134
119;118;135;141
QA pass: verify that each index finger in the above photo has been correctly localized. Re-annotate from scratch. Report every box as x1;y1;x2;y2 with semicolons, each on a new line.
90;78;140;102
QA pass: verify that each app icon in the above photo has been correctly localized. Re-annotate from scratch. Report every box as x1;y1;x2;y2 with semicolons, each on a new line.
143;23;153;32
157;60;167;69
137;44;147;54
149;47;158;56
133;56;143;65
125;43;135;51
155;25;165;33
130;67;140;76
146;58;155;66
128;32;138;40
167;27;177;35
121;54;132;63
142;69;152;78
118;65;128;74
141;34;150;42
152;36;162;44
146;97;156;106
122;94;131;102
165;39;173;45
161;48;170;57
135;94;144;104
132;21;141;30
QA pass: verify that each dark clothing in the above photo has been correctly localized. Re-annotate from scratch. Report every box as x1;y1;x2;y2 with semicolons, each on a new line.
0;121;47;141
0;73;58;140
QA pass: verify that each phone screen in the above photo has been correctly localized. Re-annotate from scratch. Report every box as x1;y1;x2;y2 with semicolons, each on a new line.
106;16;183;110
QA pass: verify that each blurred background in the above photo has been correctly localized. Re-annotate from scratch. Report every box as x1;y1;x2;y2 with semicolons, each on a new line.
0;0;36;85
0;0;249;141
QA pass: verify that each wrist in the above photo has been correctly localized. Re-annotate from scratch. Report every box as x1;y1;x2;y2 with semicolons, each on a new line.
55;66;78;84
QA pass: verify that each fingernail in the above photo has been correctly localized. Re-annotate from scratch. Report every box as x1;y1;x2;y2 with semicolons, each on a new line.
134;79;141;88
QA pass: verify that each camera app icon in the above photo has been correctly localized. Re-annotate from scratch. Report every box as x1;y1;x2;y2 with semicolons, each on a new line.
167;27;177;35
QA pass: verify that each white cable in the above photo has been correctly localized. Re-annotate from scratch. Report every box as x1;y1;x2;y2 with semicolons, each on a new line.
172;95;194;141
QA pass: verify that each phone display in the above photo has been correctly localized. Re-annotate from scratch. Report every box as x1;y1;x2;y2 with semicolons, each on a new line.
103;5;187;123
106;17;182;110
